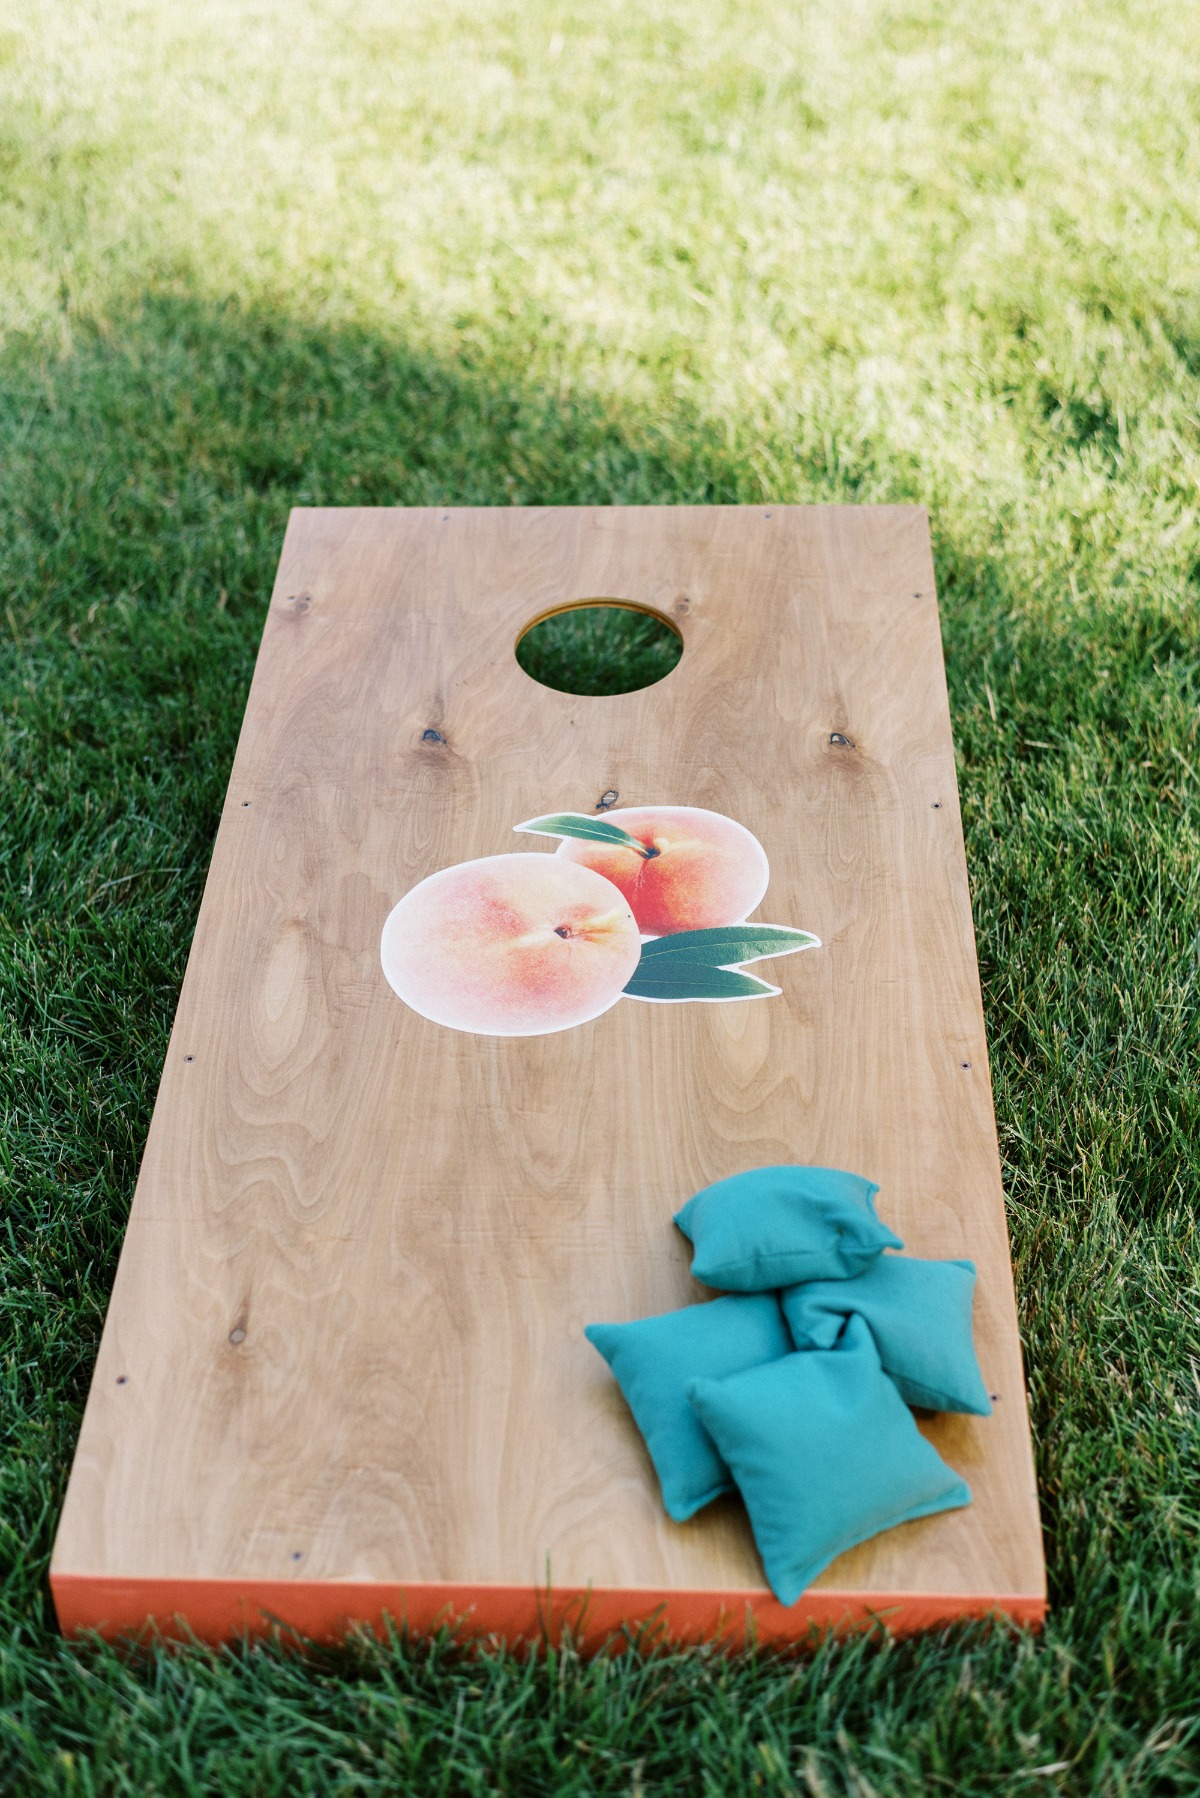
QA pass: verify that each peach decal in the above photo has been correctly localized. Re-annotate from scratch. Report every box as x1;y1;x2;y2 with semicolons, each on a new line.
381;804;819;1037
550;805;768;936
381;854;642;1037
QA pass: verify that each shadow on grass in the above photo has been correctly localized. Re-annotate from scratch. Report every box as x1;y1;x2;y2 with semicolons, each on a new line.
1;287;1198;1792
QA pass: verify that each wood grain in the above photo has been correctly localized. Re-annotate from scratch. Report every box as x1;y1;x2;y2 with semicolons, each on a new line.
52;505;1045;1641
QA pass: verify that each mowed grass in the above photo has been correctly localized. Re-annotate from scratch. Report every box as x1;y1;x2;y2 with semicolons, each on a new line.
1;0;1199;1790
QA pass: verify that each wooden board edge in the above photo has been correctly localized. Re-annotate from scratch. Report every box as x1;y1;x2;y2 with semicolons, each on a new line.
51;1573;1047;1651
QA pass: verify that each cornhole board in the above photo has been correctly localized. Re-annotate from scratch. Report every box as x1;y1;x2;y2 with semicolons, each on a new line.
52;505;1045;1647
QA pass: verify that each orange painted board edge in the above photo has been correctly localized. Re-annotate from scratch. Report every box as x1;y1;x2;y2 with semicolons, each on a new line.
52;1574;1046;1651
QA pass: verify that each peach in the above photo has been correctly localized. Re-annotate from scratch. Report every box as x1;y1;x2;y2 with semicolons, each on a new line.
380;853;641;1036
554;806;769;936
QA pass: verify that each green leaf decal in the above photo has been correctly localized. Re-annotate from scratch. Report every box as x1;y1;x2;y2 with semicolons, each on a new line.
623;923;820;1003
514;812;648;852
636;924;819;967
623;963;781;1002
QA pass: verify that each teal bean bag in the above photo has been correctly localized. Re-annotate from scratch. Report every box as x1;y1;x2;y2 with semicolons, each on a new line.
781;1254;992;1416
674;1165;902;1292
686;1316;971;1604
585;1294;790;1522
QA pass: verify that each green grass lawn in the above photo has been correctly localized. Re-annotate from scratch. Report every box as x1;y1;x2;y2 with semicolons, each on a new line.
2;0;1199;1790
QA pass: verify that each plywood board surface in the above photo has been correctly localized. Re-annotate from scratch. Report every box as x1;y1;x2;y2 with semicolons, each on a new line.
52;505;1045;1645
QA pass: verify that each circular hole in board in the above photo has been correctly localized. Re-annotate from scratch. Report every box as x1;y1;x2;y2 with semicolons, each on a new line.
515;600;683;697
